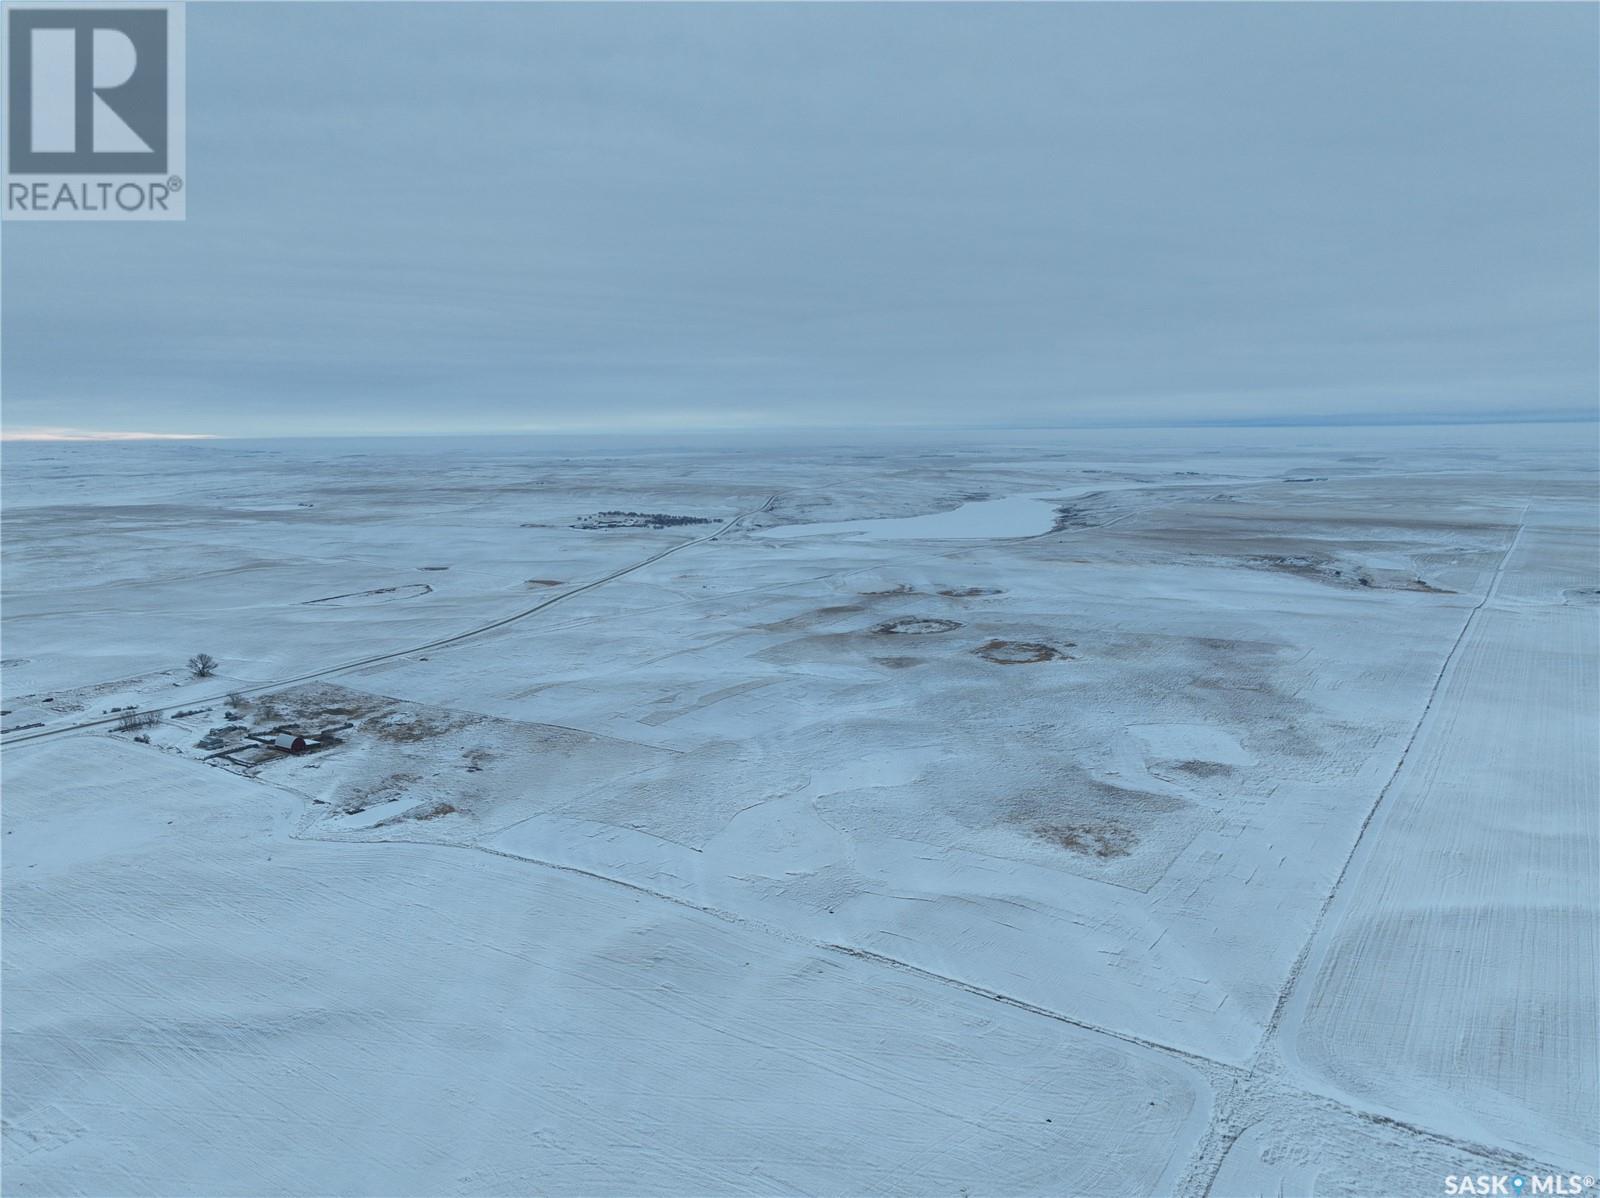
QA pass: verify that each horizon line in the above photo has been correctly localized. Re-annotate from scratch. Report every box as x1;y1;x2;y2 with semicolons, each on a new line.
0;428;221;443
4;410;1597;444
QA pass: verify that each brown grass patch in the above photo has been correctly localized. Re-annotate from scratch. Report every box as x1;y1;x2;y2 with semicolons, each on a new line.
412;802;458;821
1171;759;1234;778
1035;822;1135;859
343;771;421;814
366;710;476;744
974;639;1072;665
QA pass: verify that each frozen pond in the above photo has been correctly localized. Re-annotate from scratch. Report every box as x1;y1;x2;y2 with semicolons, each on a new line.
757;493;1062;541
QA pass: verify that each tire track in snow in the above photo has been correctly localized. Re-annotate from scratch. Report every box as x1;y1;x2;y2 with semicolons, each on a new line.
1181;508;1545;1196
1255;508;1530;1053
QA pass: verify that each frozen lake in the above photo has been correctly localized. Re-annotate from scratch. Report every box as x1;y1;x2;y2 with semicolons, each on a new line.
756;493;1065;540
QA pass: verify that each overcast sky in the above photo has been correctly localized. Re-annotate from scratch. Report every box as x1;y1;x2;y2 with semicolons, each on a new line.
4;2;1596;438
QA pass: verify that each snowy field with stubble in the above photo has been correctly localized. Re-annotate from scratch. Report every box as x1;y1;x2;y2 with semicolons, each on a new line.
2;424;1595;1197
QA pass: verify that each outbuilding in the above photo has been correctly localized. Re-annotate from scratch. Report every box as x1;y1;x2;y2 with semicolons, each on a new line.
272;733;309;753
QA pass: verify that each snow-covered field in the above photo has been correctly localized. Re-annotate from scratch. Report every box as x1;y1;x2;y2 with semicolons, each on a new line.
3;426;1595;1196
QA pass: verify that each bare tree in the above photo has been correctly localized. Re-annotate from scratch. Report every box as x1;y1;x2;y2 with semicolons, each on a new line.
188;653;218;678
226;692;250;710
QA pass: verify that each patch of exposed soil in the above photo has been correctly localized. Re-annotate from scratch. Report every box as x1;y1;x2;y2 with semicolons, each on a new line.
524;579;564;588
1565;587;1600;606
374;801;460;827
1245;555;1356;586
1244;556;1452;594
938;586;1004;598
1035;822;1136;858
414;802;458;820
872;617;963;635
248;683;395;730
974;639;1073;665
994;772;1183;862
1170;759;1234;778
343;772;421;815
873;657;924;669
367;709;479;744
